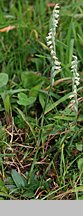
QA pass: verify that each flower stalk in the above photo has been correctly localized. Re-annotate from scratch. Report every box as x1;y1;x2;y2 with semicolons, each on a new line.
46;4;61;86
70;55;80;117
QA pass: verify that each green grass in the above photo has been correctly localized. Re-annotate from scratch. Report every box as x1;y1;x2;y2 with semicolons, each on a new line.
0;0;83;200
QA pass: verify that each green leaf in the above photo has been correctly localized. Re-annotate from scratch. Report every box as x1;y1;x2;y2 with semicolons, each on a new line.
4;95;11;114
78;158;83;172
76;143;82;151
39;92;46;109
21;71;42;89
0;156;2;166
17;93;28;106
17;92;36;106
11;169;26;188
69;38;74;64
29;83;43;98
21;71;48;89
0;73;8;88
23;191;34;198
0;178;8;193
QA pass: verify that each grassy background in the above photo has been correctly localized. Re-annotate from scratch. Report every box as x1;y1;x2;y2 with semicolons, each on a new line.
0;0;83;200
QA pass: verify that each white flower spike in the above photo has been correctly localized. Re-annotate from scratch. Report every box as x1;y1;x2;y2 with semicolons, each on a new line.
46;4;61;86
70;54;80;116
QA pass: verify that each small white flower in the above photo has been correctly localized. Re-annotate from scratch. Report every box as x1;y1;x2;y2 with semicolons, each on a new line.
46;35;52;40
55;65;61;70
75;80;80;86
75;77;80;81
49;45;53;50
54;4;60;10
47;41;52;46
51;50;55;55
48;31;52;36
54;60;61;65
76;72;80;77
54;14;59;19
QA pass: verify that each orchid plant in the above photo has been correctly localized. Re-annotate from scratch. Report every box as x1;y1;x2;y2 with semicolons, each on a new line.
46;4;80;118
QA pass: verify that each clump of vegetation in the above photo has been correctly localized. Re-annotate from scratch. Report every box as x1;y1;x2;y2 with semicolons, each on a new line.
0;0;83;200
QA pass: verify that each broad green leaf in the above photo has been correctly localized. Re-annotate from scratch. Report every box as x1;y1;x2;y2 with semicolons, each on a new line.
78;158;83;172
17;92;28;106
76;143;82;151
11;169;25;188
0;73;8;88
39;92;46;109
17;92;36;106
29;83;43;98
21;71;42;89
21;71;48;89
